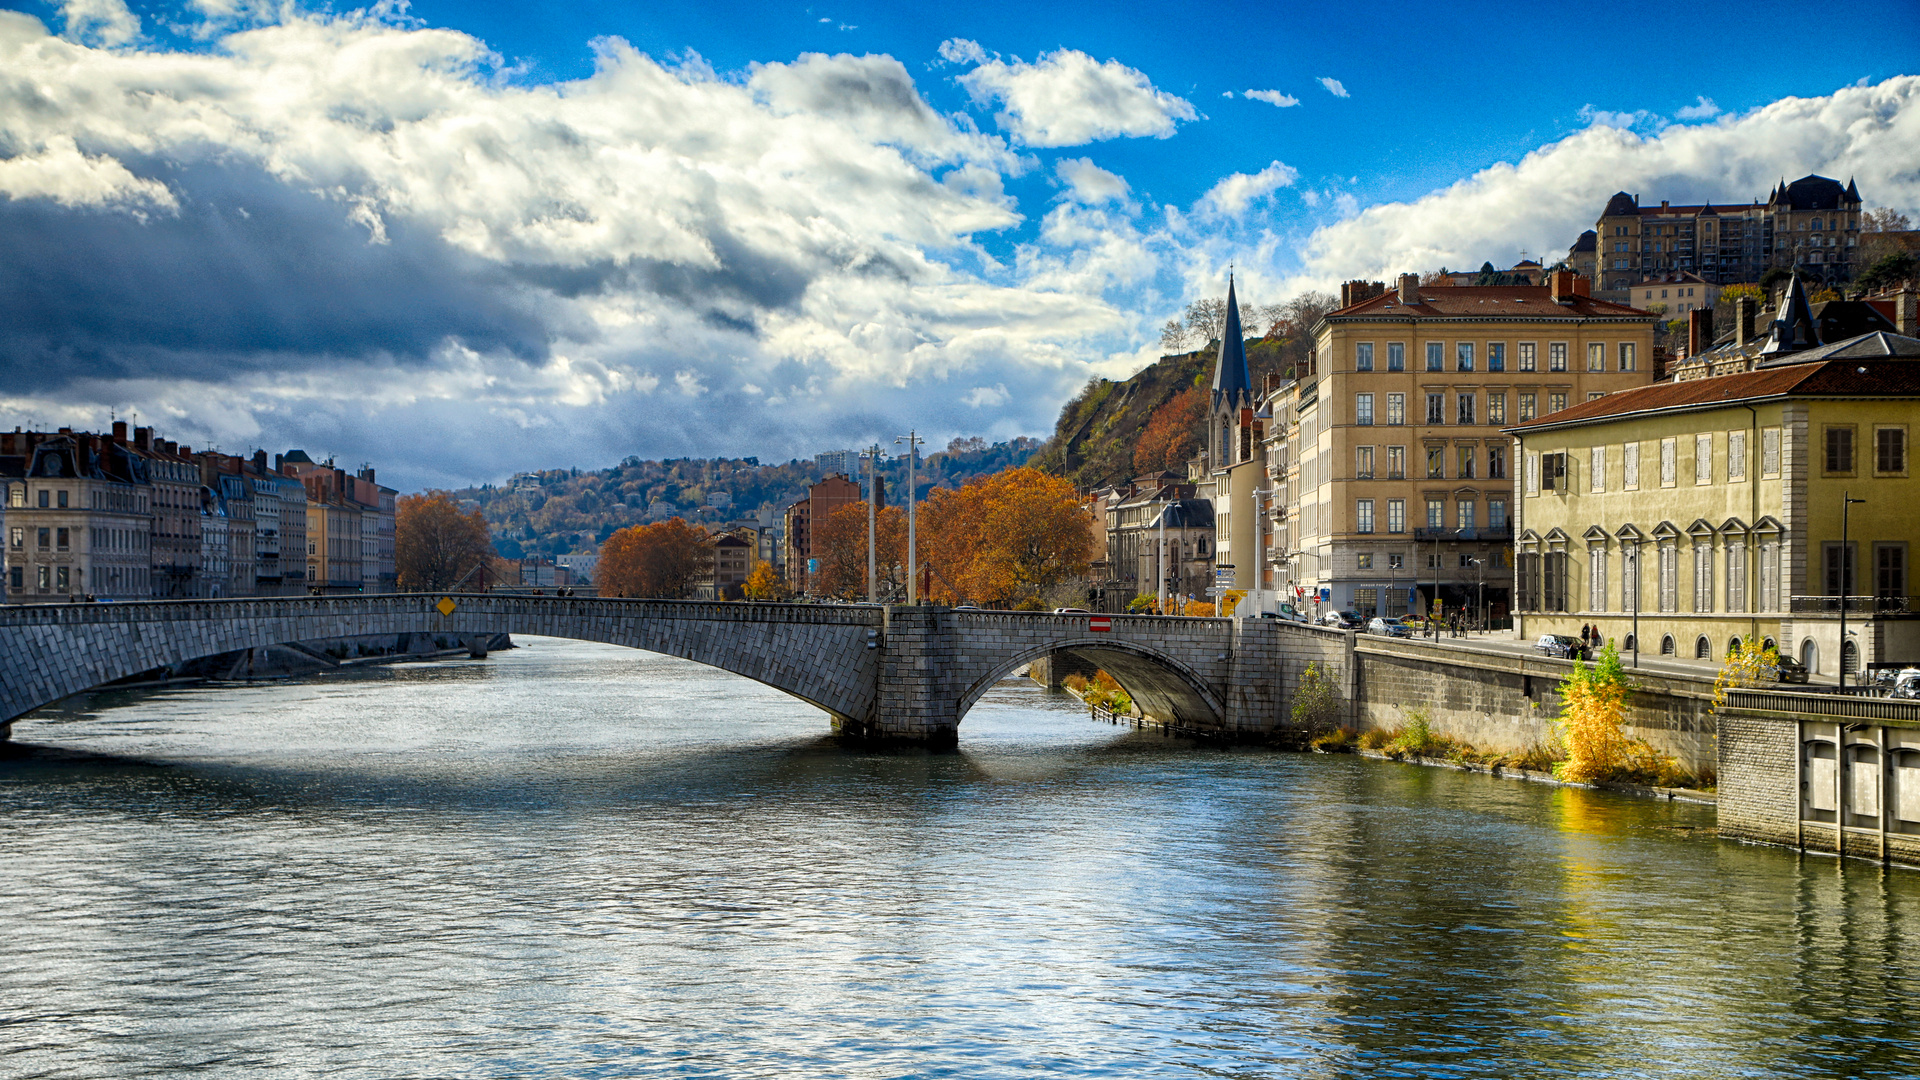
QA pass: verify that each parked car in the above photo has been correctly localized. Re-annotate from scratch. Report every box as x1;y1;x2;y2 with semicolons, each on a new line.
1889;669;1920;699
1273;604;1310;623
1052;607;1092;614
1535;634;1590;660
1367;616;1412;638
1766;655;1810;684
1321;610;1363;630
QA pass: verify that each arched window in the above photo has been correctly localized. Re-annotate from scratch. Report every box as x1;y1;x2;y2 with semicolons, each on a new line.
1623;633;1636;651
1728;636;1744;658
1842;639;1859;675
1801;638;1818;674
1696;636;1712;659
1763;637;1776;653
1661;634;1676;656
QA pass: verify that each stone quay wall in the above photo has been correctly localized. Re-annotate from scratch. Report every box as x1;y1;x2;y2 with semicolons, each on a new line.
1351;638;1719;774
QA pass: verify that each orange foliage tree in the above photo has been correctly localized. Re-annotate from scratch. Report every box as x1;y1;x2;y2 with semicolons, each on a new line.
1133;385;1206;475
920;467;1095;606
598;518;707;598
812;502;910;599
395;493;494;591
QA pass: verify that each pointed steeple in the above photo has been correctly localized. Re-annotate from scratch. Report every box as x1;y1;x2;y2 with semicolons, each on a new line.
1759;273;1819;356
1845;176;1860;202
1211;274;1252;406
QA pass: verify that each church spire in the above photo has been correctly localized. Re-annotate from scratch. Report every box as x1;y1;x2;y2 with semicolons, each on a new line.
1210;274;1252;406
1759;272;1818;357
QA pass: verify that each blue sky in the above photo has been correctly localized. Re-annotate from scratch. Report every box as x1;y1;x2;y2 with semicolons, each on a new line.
1;0;1917;489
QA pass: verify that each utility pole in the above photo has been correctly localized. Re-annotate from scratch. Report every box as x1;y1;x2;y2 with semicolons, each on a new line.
895;430;922;604
865;443;882;603
1841;491;1866;690
1156;504;1168;614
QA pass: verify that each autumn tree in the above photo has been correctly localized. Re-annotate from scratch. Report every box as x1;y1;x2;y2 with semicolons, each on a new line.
598;518;707;598
742;559;786;601
395;493;495;591
811;502;911;599
921;467;1095;606
1133;385;1207;475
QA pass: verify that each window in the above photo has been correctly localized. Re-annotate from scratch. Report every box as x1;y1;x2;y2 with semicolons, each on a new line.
1457;445;1475;479
1356;499;1375;534
1876;544;1907;599
5;485;18;507
1727;541;1746;612
1355;342;1374;371
37;565;49;592
1518;343;1537;371
1760;541;1779;611
1426;498;1444;529
1386;393;1405;425
1618;342;1636;371
1659;438;1676;485
1525;452;1539;495
1487;445;1507;480
1456;342;1475;371
1488;343;1505;372
1426;447;1445;479
1387;343;1405;371
1426;342;1444;371
1457;500;1475;530
1587;343;1605;372
1488;393;1505;425
1387;499;1405;533
1548;392;1567;414
1826;426;1855;474
6;566;17;590
1519;393;1536;422
1824;542;1855;596
7;527;19;550
1624;441;1640;490
1488;497;1507;531
1588;392;1605;402
1426;394;1444;425
1694;545;1714;612
1517;551;1539;610
1541;451;1565;490
1549;343;1568;372
1357;553;1374;570
37;489;48;508
55;566;68;592
1387;446;1406;479
1356;446;1375;479
1877;427;1907;474
1356;393;1374;425
1729;430;1747;481
1695;433;1713;484
1762;427;1781;476
1388;553;1404;569
1659;545;1678;612
36;527;49;550
57;490;67;509
1457;394;1476;426
1428;553;1442;569
1590;546;1608;611
1543;552;1569;612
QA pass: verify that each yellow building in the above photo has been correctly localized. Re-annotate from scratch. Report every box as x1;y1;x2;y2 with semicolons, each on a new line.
1276;271;1656;623
1509;327;1920;677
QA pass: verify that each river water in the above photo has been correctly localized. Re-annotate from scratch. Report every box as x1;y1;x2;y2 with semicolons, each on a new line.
3;636;1919;1079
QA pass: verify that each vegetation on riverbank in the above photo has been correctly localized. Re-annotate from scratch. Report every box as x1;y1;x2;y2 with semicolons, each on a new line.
1062;670;1133;716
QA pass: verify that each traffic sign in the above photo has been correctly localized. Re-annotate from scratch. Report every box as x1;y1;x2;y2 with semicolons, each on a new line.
1089;616;1111;632
436;596;457;616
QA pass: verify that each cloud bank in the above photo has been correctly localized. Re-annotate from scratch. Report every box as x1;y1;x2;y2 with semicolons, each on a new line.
945;40;1196;147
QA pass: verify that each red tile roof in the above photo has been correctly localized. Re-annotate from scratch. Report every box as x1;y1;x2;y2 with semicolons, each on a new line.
1327;285;1651;321
1505;357;1920;433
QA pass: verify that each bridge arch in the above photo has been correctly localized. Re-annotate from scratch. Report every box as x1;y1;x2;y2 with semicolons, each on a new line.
955;637;1224;728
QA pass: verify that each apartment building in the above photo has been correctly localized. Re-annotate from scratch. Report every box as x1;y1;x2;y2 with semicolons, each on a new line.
1588;174;1864;296
0;429;153;602
1272;271;1657;623
782;473;863;595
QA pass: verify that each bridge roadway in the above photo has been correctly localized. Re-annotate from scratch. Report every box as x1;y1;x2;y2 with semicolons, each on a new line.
0;594;1351;746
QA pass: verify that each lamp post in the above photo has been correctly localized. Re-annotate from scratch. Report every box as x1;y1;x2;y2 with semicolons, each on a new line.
1466;556;1486;633
895;431;923;604
1627;538;1643;669
1840;491;1866;690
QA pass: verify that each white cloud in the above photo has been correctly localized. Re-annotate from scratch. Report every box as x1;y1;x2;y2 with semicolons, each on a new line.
1054;157;1130;204
1243;88;1299;108
953;47;1196;147
1317;76;1348;98
59;0;138;46
963;384;1009;407
1200;161;1299;216
0;134;176;209
1675;95;1720;120
936;37;985;65
1286;77;1920;292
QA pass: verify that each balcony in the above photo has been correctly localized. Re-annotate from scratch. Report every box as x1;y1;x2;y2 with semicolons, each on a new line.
1413;527;1513;543
1788;595;1915;616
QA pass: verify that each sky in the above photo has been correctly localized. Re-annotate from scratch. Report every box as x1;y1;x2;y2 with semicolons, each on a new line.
2;0;1918;491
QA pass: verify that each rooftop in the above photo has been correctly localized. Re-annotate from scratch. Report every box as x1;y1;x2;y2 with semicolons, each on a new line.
1325;284;1650;322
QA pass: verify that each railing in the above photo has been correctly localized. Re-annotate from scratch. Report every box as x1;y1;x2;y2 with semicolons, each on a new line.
1787;595;1914;615
1722;688;1920;721
1413;527;1513;542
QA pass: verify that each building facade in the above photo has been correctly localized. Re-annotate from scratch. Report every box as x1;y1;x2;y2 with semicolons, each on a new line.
1277;271;1658;624
1;430;153;603
1589;174;1864;296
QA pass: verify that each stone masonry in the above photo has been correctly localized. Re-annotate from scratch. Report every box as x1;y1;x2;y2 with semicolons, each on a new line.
0;597;1350;745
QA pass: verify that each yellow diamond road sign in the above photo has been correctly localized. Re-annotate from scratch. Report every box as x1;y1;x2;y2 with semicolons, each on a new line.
436;597;457;616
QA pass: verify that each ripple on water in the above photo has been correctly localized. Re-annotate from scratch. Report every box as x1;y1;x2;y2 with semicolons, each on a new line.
1;636;1917;1078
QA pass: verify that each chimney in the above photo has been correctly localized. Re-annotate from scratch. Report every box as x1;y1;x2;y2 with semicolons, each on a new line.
134;426;151;450
358;466;376;485
112;420;127;441
1897;288;1918;336
1688;308;1715;357
1735;295;1757;347
1573;275;1591;296
1397;273;1419;304
1550;270;1576;304
253;449;269;474
1341;280;1385;308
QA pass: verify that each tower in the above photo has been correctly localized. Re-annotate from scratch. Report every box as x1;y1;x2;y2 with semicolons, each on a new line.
1208;275;1255;469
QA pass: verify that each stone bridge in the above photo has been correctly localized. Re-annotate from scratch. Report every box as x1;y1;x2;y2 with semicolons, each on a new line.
0;595;1351;747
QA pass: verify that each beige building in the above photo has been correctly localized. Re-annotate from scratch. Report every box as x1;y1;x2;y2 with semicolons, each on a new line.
1590;174;1864;296
1270;271;1657;623
1509;317;1920;677
1;430;153;602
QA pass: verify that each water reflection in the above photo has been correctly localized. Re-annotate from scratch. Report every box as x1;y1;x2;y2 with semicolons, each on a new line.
2;637;1918;1078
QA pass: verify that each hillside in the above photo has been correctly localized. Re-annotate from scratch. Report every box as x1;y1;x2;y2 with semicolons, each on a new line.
451;437;1043;559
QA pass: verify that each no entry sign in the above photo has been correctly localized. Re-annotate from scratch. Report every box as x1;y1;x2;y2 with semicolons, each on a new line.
1089;616;1112;632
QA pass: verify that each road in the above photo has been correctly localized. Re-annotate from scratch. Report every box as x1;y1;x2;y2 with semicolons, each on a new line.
1360;627;1840;688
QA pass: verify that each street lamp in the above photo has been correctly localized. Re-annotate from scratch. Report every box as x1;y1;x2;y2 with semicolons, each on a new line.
1465;556;1486;634
1840;491;1866;690
1626;537;1643;669
895;431;923;604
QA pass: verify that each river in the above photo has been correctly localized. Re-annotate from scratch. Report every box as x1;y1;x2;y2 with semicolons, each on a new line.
3;636;1918;1078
